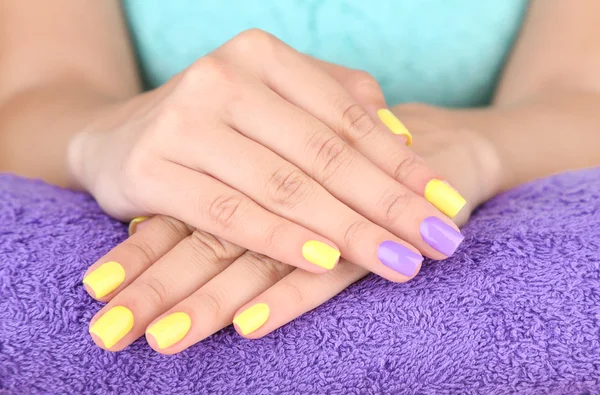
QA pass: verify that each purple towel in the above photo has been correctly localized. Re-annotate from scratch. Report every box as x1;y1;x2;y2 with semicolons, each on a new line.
1;168;599;394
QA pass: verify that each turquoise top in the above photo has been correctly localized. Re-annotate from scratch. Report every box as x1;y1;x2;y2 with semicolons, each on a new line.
123;0;527;107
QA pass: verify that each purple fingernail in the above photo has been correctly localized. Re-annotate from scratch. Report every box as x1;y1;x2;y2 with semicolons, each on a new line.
420;217;465;257
377;241;423;276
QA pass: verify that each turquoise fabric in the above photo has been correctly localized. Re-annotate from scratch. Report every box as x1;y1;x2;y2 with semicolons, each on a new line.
122;0;528;107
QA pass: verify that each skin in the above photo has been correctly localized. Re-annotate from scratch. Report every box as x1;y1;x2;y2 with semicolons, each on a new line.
2;0;600;353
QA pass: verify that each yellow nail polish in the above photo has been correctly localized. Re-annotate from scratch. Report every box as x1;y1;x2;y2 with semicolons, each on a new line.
147;312;191;349
302;241;340;270
83;261;126;298
424;179;466;219
233;303;270;335
89;306;134;349
128;216;149;236
377;108;413;146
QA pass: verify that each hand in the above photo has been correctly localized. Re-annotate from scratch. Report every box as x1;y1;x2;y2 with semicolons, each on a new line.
390;103;505;226
71;29;465;285
83;102;493;353
85;215;368;352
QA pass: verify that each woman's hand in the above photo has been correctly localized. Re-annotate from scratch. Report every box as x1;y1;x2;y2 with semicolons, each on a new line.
392;103;505;227
85;216;367;352
83;102;497;353
71;29;465;285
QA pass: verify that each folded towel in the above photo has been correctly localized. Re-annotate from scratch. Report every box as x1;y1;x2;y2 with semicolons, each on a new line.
1;168;599;394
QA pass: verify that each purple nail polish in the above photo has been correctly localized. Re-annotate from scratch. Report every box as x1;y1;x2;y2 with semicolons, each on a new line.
420;217;465;257
377;241;423;276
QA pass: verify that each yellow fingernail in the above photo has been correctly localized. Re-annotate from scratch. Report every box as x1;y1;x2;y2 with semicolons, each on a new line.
233;303;269;335
302;240;340;270
89;306;134;349
128;216;149;236
147;312;191;349
377;108;413;146
424;179;466;219
83;261;125;298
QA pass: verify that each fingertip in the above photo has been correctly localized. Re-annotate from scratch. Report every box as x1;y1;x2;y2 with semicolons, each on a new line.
232;303;270;337
387;260;422;284
377;240;423;279
128;216;150;236
82;282;99;300
82;261;125;300
377;108;413;146
88;330;127;352
145;332;176;355
301;240;341;271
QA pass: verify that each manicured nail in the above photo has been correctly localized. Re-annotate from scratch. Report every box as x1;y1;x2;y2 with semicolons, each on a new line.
128;216;149;236
147;312;192;349
302;240;340;270
89;306;134;349
377;108;413;146
424;179;466;219
83;261;125;298
420;217;465;256
377;241;423;276
233;303;270;335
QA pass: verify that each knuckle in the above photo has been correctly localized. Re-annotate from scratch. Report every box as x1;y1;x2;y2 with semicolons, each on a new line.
137;276;170;306
349;70;379;92
192;291;227;321
342;219;369;247
308;132;354;183
208;194;245;229
188;230;243;262
263;223;286;251
277;281;306;306
182;56;236;90
243;251;291;284
392;153;423;181
266;167;311;210
154;216;193;239
338;101;378;143
231;28;279;57
379;190;411;222
121;238;157;269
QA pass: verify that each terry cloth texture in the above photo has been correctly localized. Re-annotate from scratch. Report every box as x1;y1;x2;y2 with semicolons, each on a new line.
0;168;599;394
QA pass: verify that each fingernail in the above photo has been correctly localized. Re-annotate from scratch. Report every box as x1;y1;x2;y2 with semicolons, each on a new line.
89;306;134;349
377;108;413;146
128;216;149;236
302;240;340;270
147;312;192;349
83;261;125;298
420;217;465;256
424;179;466;219
377;241;423;276
233;303;270;335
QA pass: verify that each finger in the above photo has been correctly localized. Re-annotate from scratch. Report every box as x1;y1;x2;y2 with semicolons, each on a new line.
319;64;467;219
169;126;424;282
233;259;368;338
144;251;293;354
88;229;245;351
147;161;341;273
82;216;191;301
307;58;411;139
218;31;466;219
196;79;461;262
